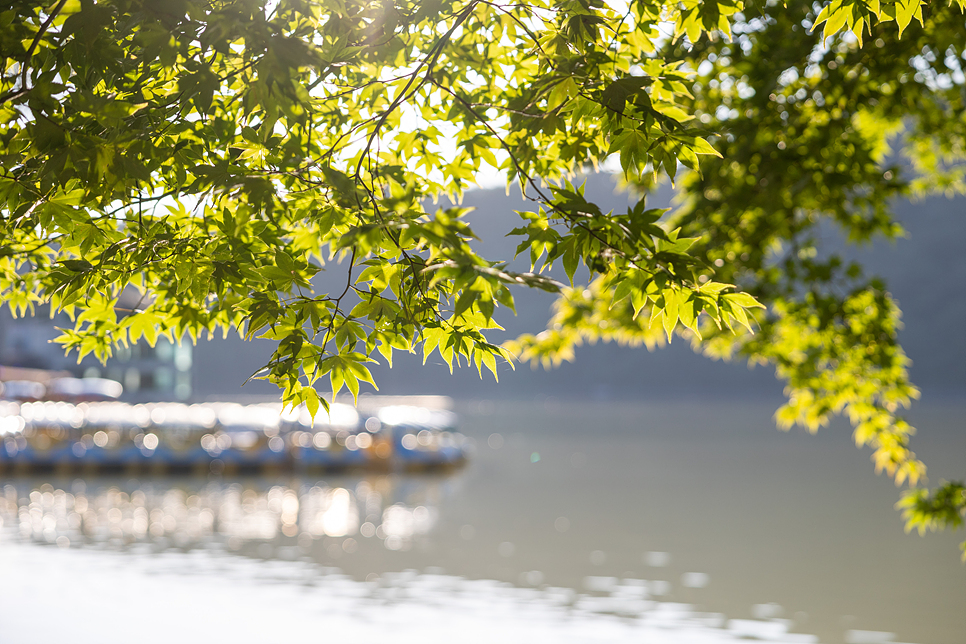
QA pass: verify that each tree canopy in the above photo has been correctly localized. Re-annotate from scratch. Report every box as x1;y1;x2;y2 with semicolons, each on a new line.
1;0;963;552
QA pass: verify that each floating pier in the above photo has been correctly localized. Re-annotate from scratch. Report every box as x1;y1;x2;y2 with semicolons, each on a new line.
0;398;467;474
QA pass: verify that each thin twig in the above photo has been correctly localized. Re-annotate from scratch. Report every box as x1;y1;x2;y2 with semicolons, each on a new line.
0;0;69;105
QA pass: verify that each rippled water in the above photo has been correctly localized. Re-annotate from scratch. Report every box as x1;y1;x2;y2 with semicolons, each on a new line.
0;399;963;644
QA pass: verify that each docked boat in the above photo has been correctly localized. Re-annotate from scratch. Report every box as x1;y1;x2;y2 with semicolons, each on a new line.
375;405;466;471
286;403;375;471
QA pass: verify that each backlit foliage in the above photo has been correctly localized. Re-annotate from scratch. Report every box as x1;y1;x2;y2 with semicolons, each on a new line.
0;0;962;550
507;0;966;552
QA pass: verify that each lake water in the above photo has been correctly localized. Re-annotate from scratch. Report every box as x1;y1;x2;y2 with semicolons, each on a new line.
1;399;963;644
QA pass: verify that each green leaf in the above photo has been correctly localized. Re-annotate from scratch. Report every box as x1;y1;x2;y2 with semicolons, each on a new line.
303;387;321;423
725;292;765;309
895;0;921;36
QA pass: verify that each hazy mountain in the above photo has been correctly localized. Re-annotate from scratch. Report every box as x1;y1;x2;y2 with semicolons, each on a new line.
192;173;966;401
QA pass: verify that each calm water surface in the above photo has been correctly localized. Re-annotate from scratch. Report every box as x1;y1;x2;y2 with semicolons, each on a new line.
1;399;963;644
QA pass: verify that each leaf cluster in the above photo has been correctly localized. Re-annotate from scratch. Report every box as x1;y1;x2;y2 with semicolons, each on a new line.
512;0;966;551
1;0;961;551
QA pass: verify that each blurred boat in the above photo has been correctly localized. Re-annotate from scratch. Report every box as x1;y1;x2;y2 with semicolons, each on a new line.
0;398;467;473
375;405;465;471
286;403;373;471
202;403;289;472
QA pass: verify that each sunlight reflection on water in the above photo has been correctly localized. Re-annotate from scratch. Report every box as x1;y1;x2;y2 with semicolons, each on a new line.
0;476;830;644
0;542;828;644
0;477;436;553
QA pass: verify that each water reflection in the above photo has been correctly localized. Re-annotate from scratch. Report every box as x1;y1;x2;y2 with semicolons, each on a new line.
0;539;828;644
0;476;830;644
0;475;440;553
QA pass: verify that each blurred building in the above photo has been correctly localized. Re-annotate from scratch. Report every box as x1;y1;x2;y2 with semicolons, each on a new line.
0;307;192;402
82;339;192;402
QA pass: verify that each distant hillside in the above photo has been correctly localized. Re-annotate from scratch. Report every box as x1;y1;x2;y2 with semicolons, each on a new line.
193;173;965;401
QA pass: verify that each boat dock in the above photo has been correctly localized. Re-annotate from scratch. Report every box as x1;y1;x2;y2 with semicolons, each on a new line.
0;398;467;474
